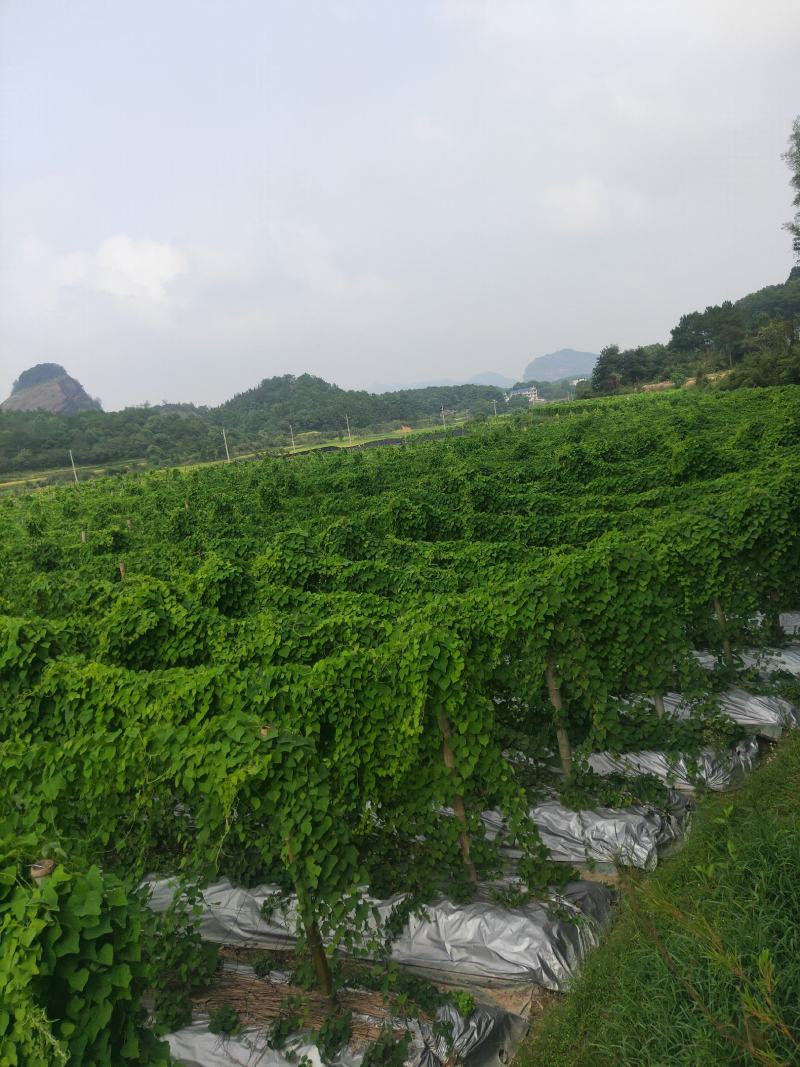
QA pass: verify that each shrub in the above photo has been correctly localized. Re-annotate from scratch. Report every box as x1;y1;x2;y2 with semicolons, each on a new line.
0;839;169;1065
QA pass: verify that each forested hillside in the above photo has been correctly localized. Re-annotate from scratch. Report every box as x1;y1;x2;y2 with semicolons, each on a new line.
0;374;503;477
589;269;800;394
588;118;800;395
213;374;500;435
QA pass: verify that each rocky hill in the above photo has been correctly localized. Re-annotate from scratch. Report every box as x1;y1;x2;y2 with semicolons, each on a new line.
522;349;599;382
1;364;102;414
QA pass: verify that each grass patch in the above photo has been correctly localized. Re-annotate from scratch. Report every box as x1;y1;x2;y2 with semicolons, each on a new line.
519;735;800;1067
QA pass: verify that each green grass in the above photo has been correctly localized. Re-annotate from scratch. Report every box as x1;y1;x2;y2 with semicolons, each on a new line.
519;735;800;1067
283;416;475;453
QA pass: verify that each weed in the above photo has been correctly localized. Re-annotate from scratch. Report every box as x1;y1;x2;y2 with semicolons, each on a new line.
316;1009;352;1064
268;995;304;1050
208;1003;241;1037
361;1029;411;1067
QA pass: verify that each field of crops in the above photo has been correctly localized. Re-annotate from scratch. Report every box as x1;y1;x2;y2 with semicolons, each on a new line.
2;387;800;1065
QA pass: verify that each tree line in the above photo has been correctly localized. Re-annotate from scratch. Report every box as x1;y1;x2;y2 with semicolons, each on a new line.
0;376;505;477
588;117;800;395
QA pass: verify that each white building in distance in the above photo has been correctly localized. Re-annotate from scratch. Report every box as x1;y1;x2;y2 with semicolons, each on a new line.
504;385;540;404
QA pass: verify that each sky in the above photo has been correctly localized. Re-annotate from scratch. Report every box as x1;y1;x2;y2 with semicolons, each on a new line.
1;1;799;410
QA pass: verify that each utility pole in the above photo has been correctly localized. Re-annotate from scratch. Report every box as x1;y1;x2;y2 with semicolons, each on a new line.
289;424;296;453
69;449;79;485
222;427;231;463
441;405;447;430
492;399;498;417
345;413;352;446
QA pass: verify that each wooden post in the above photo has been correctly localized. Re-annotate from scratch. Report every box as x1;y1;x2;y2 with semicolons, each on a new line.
545;656;573;779
285;837;334;1000
80;529;87;543
304;910;333;999
653;693;666;719
765;591;781;640
118;560;127;580
437;711;479;887
713;598;732;662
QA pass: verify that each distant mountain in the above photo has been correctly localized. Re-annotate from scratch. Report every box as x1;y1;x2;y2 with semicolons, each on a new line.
522;349;599;382
369;378;459;392
370;371;516;392
1;363;102;414
467;372;517;388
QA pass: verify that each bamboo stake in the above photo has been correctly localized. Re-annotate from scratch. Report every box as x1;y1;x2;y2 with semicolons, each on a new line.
713;597;732;663
765;591;781;640
545;656;573;779
437;711;479;887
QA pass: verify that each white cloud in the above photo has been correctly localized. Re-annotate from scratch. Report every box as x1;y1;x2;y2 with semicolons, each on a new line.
409;114;456;151
540;178;652;234
1;224;400;405
8;234;186;314
90;236;186;303
436;0;553;39
5;226;394;327
551;75;652;125
268;223;397;327
437;0;800;51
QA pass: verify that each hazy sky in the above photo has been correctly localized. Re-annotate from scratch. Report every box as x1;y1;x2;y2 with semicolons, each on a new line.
1;1;799;409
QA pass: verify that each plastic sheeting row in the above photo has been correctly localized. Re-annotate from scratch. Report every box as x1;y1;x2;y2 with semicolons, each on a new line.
660;687;800;740
144;876;612;991
587;672;800;793
693;645;800;676
588;737;759;793
482;795;690;872
166;997;527;1067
